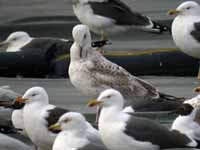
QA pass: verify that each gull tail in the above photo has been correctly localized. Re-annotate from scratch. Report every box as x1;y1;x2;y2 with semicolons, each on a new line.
151;21;171;33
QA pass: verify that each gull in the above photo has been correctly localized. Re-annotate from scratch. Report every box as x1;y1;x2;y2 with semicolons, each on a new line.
0;31;109;52
0;100;27;136
49;112;107;150
69;24;183;111
88;89;198;150
15;86;69;150
15;86;104;150
72;0;170;40
0;31;73;52
171;103;200;143
168;1;200;79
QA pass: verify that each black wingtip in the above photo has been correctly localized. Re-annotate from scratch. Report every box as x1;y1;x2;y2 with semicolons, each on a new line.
91;40;111;48
159;92;185;102
152;21;171;34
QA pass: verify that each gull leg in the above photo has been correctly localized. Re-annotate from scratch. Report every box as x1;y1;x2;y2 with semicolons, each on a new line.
194;86;200;93
196;65;200;93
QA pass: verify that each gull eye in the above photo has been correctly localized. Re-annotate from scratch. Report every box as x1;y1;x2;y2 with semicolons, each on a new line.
83;34;87;39
12;37;17;41
106;95;111;98
186;6;191;10
31;93;37;97
63;118;70;123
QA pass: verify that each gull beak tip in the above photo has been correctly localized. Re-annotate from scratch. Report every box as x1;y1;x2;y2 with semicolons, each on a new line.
15;97;29;103
167;9;179;15
87;99;102;107
48;123;61;131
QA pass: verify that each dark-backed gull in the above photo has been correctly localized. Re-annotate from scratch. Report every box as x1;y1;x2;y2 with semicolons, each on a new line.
171;103;200;143
15;86;105;150
72;0;170;40
88;89;198;150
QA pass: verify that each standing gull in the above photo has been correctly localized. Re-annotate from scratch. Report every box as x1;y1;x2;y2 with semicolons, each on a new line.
169;1;200;79
88;89;198;150
49;112;107;150
69;24;182;111
72;0;170;40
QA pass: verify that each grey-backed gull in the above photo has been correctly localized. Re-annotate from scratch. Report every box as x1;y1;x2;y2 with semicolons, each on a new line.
49;112;107;150
72;0;170;40
69;24;183;111
88;89;198;150
169;1;200;79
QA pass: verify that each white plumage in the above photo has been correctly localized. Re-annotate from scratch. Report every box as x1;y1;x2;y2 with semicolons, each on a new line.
170;1;200;59
50;112;107;150
88;89;198;150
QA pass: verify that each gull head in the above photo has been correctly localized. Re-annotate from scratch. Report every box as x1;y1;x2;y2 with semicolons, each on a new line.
168;1;200;16
88;89;124;109
72;24;91;51
15;87;49;105
49;112;87;132
0;31;31;50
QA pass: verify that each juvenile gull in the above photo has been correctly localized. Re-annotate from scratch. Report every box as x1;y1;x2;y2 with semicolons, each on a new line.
69;24;182;111
169;1;200;79
72;0;170;40
88;89;198;150
49;112;107;150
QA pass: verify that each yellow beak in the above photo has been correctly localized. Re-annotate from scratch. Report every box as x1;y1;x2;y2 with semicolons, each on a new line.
87;99;103;107
48;123;61;131
168;9;180;15
194;86;200;93
15;97;29;103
